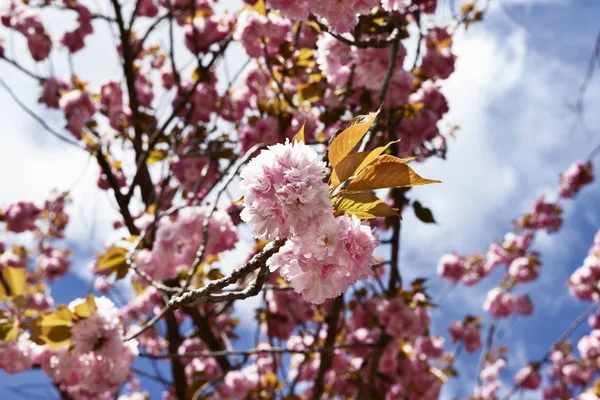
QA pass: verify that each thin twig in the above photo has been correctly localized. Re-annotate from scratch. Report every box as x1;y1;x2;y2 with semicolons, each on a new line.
0;77;87;151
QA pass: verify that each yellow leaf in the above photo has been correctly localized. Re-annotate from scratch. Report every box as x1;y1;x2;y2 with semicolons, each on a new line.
0;321;18;341
328;111;380;169
96;246;129;280
28;308;74;349
304;20;322;33
331;140;405;188
333;192;399;220
250;0;266;15
73;295;97;319
53;305;76;323
297;82;323;103
131;280;146;295
0;267;27;298
146;150;166;165
346;155;440;192
232;196;244;205
254;239;270;252
292;123;305;144
206;269;224;281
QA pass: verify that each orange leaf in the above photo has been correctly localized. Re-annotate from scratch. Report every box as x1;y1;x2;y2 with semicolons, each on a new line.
328;111;379;169
346;155;440;191
333;192;399;219
292;123;305;144
331;140;406;188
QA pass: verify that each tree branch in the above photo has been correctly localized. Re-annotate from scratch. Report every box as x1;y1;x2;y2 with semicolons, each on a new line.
311;296;344;400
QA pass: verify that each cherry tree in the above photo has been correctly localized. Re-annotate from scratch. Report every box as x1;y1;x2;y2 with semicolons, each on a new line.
0;0;598;399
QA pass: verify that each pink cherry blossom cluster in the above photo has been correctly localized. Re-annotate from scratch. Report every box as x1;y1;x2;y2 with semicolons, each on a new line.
3;200;40;233
540;347;595;398
99;79;130;131
240;140;332;239
235;9;292;58
240;140;379;303
178;337;220;382
397;80;450;157
421;27;456;81
268;213;380;304
60;5;93;53
478;357;506;398
0;334;40;374
263;280;315;339
171;151;219;194
266;0;379;33
448;318;482;352
518;197;563;233
40;297;138;399
316;35;409;99
1;2;51;61
483;288;533;318
559;160;594;199
514;363;542;390
59;89;96;138
40;78;69;109
382;0;438;13
171;78;218;125
141;206;238;281
184;13;231;54
569;231;600;301
35;243;71;279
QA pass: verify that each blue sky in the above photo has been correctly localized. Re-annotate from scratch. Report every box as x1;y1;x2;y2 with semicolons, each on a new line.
0;0;600;398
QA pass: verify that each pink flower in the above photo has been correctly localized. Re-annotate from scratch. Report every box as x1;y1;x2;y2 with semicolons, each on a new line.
39;78;69;109
512;294;534;316
483;288;515;318
437;253;464;282
416;336;445;359
449;319;481;352
266;0;309;19
36;244;70;279
268;214;379;304
4;201;40;232
559;161;594;198
508;255;540;283
0;335;39;374
42;297;138;398
240;140;332;239
377;298;421;338
421;27;455;80
59;90;96;139
234;9;292;57
184;14;230;53
136;0;160;17
514;364;541;389
151;206;238;280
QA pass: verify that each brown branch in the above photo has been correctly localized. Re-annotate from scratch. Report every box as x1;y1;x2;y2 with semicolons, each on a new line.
109;0;155;206
124;239;285;342
0;77;87;152
358;28;401;153
185;308;231;371
170;239;286;308
500;302;600;400
139;342;377;359
94;149;139;235
1;56;43;81
311;296;344;400
127;35;233;197
310;16;400;49
164;310;188;400
179;144;267;293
